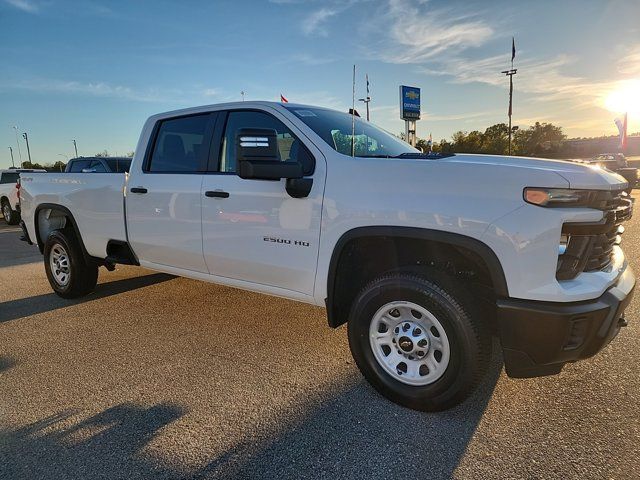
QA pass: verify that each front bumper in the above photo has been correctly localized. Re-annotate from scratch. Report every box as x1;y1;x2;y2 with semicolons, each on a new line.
497;265;635;378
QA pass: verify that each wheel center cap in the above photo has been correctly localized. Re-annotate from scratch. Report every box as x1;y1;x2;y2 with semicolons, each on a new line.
398;336;413;352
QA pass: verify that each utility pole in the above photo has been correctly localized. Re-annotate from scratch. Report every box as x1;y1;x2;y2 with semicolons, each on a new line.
8;147;15;167
22;132;32;165
72;139;78;157
358;73;371;121
12;126;22;165
501;37;517;155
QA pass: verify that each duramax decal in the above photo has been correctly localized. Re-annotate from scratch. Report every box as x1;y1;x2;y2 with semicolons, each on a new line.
263;236;310;247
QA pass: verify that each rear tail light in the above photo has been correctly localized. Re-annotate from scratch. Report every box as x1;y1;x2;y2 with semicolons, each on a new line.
16;181;20;202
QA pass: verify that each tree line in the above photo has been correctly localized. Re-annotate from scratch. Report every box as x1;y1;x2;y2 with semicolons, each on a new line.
414;122;574;158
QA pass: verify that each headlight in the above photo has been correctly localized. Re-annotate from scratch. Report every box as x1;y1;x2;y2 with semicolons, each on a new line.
524;188;599;208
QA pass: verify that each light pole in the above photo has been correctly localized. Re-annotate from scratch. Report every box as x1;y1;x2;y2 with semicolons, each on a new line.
358;73;371;121
22;132;32;165
12;126;23;165
72;139;78;157
8;146;15;167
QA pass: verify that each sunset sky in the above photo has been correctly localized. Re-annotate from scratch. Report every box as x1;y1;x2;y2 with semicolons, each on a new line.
1;0;639;167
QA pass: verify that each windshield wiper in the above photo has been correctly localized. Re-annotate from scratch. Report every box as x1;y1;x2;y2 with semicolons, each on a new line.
396;152;456;159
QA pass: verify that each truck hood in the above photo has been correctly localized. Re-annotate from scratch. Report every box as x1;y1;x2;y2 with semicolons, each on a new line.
446;154;628;190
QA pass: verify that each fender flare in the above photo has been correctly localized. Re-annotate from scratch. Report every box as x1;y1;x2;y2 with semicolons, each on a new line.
325;226;509;327
34;203;93;263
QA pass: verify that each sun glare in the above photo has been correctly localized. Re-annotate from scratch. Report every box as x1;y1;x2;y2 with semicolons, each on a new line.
604;79;640;115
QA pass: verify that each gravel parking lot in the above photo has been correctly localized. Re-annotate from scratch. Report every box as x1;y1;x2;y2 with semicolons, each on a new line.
1;196;639;480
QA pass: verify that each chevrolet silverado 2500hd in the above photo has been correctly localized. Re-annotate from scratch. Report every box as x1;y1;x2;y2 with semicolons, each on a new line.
18;102;635;411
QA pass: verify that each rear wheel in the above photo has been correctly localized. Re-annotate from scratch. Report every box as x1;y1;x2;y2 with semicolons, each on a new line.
44;229;98;298
1;199;19;225
347;271;491;411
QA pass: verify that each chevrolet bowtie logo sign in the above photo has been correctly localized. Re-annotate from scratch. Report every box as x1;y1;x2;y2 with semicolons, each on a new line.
400;85;421;120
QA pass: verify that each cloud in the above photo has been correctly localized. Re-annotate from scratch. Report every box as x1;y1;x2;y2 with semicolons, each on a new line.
369;0;494;63
282;53;337;66
302;7;339;36
617;45;640;76
0;76;224;104
4;0;39;13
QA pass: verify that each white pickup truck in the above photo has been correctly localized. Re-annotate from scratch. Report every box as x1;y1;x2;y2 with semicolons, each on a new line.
19;102;635;411
1;168;46;225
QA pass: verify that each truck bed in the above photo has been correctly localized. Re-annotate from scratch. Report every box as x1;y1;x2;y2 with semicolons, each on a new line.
20;173;127;258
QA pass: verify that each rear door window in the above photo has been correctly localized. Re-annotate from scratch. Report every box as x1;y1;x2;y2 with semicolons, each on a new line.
147;114;213;173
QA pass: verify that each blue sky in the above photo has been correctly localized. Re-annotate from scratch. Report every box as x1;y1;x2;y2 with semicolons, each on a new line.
1;0;639;168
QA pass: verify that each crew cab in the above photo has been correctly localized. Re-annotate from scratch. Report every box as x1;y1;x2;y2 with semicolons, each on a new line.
1;168;46;225
18;102;635;411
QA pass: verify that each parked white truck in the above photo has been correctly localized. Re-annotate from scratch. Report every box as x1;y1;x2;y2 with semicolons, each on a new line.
1;168;46;225
19;102;635;411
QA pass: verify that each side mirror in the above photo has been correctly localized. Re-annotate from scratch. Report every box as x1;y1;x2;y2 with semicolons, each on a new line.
236;128;303;180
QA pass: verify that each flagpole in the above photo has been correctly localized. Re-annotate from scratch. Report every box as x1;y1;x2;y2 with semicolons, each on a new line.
351;65;356;157
502;37;517;155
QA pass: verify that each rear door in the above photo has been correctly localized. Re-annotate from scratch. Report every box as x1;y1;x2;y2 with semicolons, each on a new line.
126;112;217;273
200;108;325;295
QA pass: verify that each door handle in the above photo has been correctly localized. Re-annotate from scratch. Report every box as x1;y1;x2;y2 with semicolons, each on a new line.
205;190;229;198
130;187;148;194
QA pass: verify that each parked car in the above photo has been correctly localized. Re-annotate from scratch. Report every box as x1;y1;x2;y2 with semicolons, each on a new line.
590;153;637;192
65;156;132;173
18;102;635;411
0;168;46;225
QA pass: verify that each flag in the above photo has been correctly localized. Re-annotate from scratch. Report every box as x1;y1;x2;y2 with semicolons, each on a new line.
614;113;628;151
511;37;516;63
366;74;370;96
280;94;288;103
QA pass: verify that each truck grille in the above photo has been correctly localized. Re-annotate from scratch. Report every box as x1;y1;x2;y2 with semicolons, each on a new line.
558;190;633;280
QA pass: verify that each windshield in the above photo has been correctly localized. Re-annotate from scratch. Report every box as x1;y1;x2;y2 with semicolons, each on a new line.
284;106;417;157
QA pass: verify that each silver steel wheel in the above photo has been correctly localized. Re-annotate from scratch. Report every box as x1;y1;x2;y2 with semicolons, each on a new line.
49;243;71;287
2;203;10;220
369;301;451;386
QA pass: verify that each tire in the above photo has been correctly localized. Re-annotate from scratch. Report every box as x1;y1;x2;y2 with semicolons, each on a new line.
44;229;98;299
1;199;19;225
347;271;491;411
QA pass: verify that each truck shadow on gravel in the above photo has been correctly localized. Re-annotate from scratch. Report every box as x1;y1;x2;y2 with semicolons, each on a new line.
0;349;502;480
189;347;503;480
0;273;175;324
0;355;17;373
0;403;185;480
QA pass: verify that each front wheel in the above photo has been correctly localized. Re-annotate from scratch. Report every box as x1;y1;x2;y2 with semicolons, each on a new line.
1;200;19;225
44;229;98;299
347;271;491;411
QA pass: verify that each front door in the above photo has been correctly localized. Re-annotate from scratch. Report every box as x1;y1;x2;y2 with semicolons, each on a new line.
126;112;216;273
201;108;325;295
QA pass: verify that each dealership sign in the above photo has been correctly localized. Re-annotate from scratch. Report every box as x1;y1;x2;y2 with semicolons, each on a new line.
399;85;420;120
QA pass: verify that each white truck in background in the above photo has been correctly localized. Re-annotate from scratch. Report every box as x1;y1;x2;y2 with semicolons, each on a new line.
0;168;46;225
18;102;635;411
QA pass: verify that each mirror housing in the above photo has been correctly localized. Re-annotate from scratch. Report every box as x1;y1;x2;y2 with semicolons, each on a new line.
236;128;303;180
